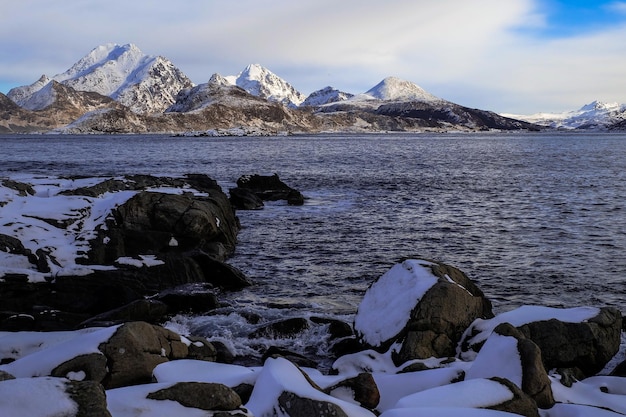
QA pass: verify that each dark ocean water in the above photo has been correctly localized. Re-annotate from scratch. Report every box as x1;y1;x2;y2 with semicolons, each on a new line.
2;132;625;359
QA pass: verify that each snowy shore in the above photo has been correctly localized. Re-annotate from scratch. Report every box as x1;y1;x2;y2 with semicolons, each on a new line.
0;175;625;416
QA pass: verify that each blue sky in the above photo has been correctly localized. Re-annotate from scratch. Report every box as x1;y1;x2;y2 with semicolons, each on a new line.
2;0;626;113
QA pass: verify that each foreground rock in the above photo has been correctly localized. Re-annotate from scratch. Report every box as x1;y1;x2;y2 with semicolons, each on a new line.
354;259;494;363
0;253;623;416
460;305;623;379
0;174;247;331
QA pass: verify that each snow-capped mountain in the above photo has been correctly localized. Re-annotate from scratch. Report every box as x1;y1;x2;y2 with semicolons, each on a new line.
301;86;353;107
226;64;306;108
502;101;626;129
358;76;441;102
8;43;193;114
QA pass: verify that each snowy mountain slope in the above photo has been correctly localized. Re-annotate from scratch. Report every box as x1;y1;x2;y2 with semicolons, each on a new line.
318;76;444;112
7;75;50;107
166;73;261;113
226;64;306;107
301;86;353;107
360;76;441;102
8;43;193;114
501;101;626;129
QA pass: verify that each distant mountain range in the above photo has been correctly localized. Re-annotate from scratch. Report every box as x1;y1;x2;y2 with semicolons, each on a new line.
3;43;624;134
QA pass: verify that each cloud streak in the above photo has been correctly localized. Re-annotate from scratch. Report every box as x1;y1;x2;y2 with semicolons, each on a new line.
2;0;626;113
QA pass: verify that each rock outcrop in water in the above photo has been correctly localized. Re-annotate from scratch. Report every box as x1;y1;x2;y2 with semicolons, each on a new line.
0;174;248;331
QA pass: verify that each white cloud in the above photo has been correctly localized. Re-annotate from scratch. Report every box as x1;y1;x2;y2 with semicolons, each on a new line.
2;0;626;113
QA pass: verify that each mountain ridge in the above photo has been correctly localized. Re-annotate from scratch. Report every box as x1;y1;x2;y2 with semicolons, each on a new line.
1;42;573;134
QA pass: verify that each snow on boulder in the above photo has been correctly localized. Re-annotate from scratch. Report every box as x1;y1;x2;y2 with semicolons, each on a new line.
390;377;539;417
354;259;493;364
107;381;249;417
0;377;111;417
379;408;523;417
466;323;554;408
459;305;622;377
372;367;465;413
246;356;376;417
549;374;626;415
153;359;259;387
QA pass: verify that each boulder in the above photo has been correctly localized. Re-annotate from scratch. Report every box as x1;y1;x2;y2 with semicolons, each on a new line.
393;377;539;417
459;305;622;379
98;321;188;389
65;380;113;417
466;323;554;409
146;381;242;411
95;190;238;263
325;372;380;410
51;352;108;383
246;357;375;417
185;336;218;362
229;187;264;210
0;377;112;417
354;259;493;364
518;307;622;378
235;173;305;205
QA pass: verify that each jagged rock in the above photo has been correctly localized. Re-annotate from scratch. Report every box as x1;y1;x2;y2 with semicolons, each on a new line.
235;173;304;205
354;259;493;364
229;187;265;210
102;190;238;260
466;323;554;408
98;321;188;389
147;382;242;411
325;373;380;410
517;307;622;377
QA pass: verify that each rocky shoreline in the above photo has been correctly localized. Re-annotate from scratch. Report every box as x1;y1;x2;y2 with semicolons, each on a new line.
0;174;625;416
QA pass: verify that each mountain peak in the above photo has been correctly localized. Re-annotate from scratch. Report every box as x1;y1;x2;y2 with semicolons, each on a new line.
579;100;621;112
364;76;440;102
9;43;192;114
229;64;305;107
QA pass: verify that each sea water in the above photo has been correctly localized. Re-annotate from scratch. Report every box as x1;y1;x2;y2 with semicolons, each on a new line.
2;132;625;362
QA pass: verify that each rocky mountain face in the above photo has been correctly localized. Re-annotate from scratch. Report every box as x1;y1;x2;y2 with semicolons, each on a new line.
301;86;353;107
8;43;193;115
225;64;307;108
4;43;544;134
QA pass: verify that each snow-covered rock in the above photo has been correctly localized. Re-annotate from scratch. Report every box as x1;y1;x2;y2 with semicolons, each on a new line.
354;259;493;362
8;43;193;114
246;356;375;417
226;63;306;107
460;305;622;378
